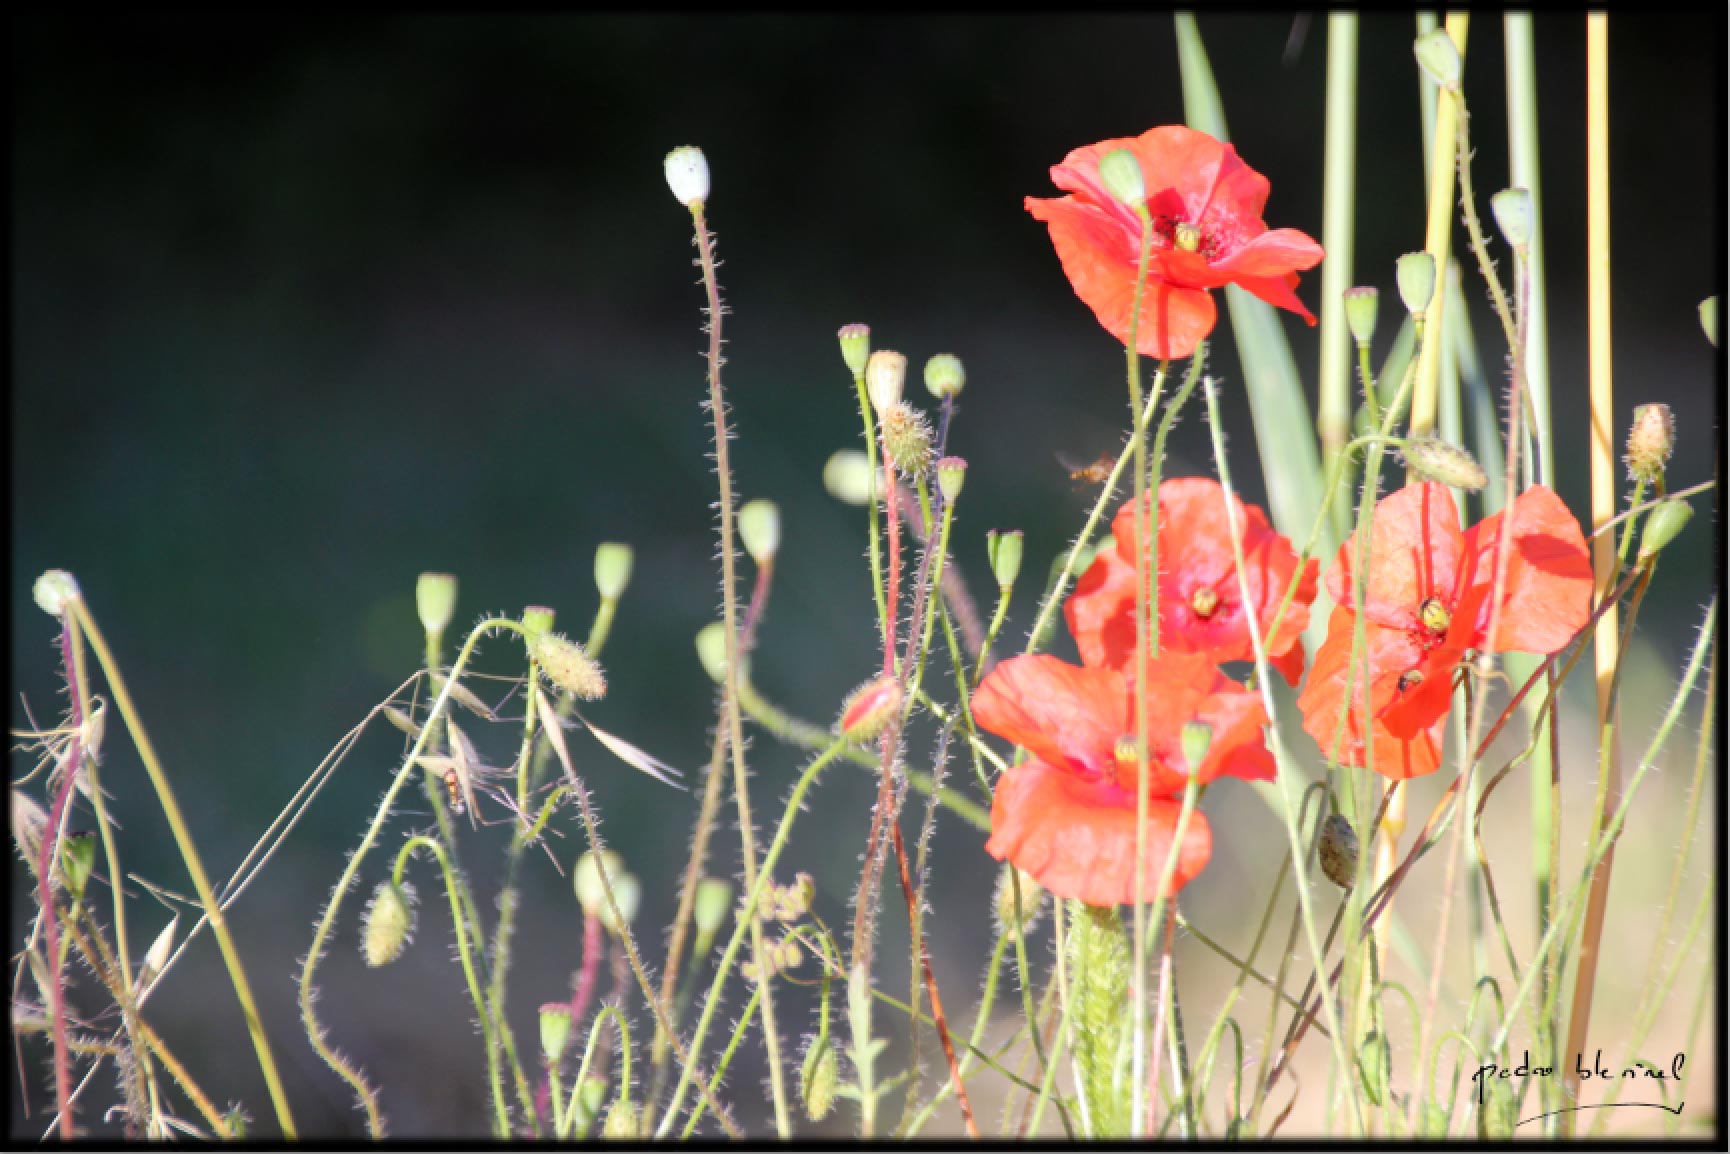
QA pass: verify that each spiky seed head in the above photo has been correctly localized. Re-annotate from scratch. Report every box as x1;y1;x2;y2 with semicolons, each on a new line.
1318;814;1360;889
593;543;634;601
1638;499;1693;562
837;323;871;377
1097;148;1147;207
936;456;967;504
1396;252;1437;316
573;849;626;916
693;622;730;684
865;350;908;415
739;499;781;565
10;790;47;865
1489;188;1532;249
663;146;710;207
521;605;557;636
33;570;80;617
839;675;901;742
601;1096;638;1140
992;864;1047;938
1401;436;1488;492
597;873;642;935
1700;296;1719;348
415;572;458;637
882;401;934;477
362;880;416;967
1343;286;1379;345
987;528;1024;588
529;631;607;700
1625;403;1675;484
58;833;96;899
800;1035;839;1120
1413;28;1462;89
924;353;966;399
822;449;876;506
692;877;733;942
540;1003;574;1063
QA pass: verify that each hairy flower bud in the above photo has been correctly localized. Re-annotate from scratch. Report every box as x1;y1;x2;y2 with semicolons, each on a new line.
692;877;733;946
33;570;80;618
362;880;416;967
1413;28;1462;89
881;401;934;477
800;1035;839;1121
1624;403;1675;485
540;1003;574;1064
1396;252;1436;316
1343;286;1379;345
936;456;967;504
1638;499;1693;562
1489;188;1532;249
1097;148;1147;207
573;849;626;916
1401;436;1488;492
866;350;908;415
992;864;1047;939
602;1097;638;1140
663;146;710;207
694;622;730;684
837;323;871;377
597;874;641;935
987;529;1024;589
739;499;781;565
1318;814;1360;889
416;572;458;637
923;353;966;399
822;449;877;507
593;543;634;601
839;675;901;742
530;630;607;700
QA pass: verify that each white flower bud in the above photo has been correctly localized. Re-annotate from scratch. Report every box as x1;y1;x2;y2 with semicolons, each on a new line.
664;146;710;207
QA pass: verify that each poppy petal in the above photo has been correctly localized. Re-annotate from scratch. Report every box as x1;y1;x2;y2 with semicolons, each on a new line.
971;655;1127;780
1232;271;1318;325
1211;229;1326;278
1066;543;1138;672
1298;606;1445;780
1460;485;1594;655
1325;482;1465;631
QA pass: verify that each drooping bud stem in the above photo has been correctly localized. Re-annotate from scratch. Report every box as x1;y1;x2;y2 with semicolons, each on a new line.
1413;28;1463;89
663;146;710;208
739;499;782;566
1097;148;1147;207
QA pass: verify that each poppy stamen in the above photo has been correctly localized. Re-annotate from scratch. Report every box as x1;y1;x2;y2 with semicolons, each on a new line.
1173;221;1202;252
1191;587;1221;619
1418;597;1452;635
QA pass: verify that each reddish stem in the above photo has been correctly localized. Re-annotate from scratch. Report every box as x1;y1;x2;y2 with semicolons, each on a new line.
568;911;604;1024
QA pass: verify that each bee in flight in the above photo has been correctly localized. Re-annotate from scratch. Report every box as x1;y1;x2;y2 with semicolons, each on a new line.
1057;451;1116;490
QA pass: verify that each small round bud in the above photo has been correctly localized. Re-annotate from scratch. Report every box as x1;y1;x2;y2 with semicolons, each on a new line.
415;572;458;637
1180;721;1214;775
1489;188;1532;249
694;622;730;684
1343;287;1379;345
1700;297;1720;348
362;880;417;967
1413;28;1462;89
692;877;734;941
598;873;641;935
1096;148;1147;207
521;605;556;637
1401;436;1488;492
1420;1100;1451;1139
800;1035;839;1121
936;456;967;504
1318;814;1360;889
573;849;626;916
881;401;934;477
601;1096;638;1140
739;499;781;565
837;323;871;377
823;449;877;506
58;833;96;899
663;146;710;207
539;1003;573;1064
1396;252;1437;316
593;544;634;601
1637;499;1693;562
923;353;966;399
32;570;81;618
992;864;1047;939
573;1078;606;1134
529;631;607;700
1624;403;1675;485
865;350;908;415
987;529;1024;589
839;675;902;742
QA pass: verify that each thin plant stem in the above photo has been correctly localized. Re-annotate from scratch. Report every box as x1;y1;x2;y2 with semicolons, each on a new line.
1317;12;1359;543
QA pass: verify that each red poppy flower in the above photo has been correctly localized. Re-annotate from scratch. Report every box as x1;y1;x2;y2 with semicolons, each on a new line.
1066;478;1319;685
1025;125;1324;361
972;651;1273;904
1297;482;1593;778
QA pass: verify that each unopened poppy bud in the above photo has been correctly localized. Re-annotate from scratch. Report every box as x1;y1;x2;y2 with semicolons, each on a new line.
416;572;458;637
924;353;966;399
881;401;934;477
823;449;876;506
1180;721;1214;775
529;630;607;700
1343;287;1379;345
1318;814;1359;889
694;622;730;684
593;543;634;601
839;675;901;742
800;1035;839;1120
1413;28;1462;89
598;874;641;935
602;1096;638;1140
992;864;1047;938
573;849;626;916
1401;436;1488;492
936;456;967;503
987;529;1024;589
1489;188;1532;249
540;1004;574;1065
692;877;733;945
362;880;416;967
1700;297;1719;348
1396;252;1436;316
838;323;871;377
33;570;80;618
866;350;908;415
1420;1100;1451;1139
1624;403;1675;484
1637;500;1693;562
521;605;556;637
663;145;710;207
1096;148;1146;207
575;1078;607;1134
739;499;781;565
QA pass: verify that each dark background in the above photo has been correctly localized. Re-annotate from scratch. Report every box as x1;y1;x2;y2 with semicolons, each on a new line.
11;12;1721;1138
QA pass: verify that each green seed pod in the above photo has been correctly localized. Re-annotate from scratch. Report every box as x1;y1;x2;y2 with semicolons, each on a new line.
739;499;781;565
601;1096;638;1140
1097;148;1147;206
58;833;97;899
692;877;734;946
1638;499;1693;562
1318;814;1360;889
362;880;417;968
573;849;626;916
593;543;634;601
822;449;876;507
865;350;907;415
1401;436;1488;492
539;1003;573;1064
936;456;967;504
1489;188;1532;249
415;572;458;638
800;1035;839;1121
837;323;871;378
1180;721;1214;776
1343;286;1379;346
881;401;934;477
33;570;81;618
992;864;1047;939
694;622;730;684
1396;252;1437;317
597;874;642;935
987;529;1024;589
1413;28;1462;89
529;631;607;700
521;605;556;637
924;353;966;399
1700;297;1719;348
1624;403;1675;485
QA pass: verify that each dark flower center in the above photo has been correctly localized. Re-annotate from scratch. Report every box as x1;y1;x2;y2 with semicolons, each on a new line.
1151;214;1224;260
1191;587;1221;619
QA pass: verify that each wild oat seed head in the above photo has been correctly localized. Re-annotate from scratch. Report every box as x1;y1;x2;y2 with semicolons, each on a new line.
10;790;47;864
664;146;710;207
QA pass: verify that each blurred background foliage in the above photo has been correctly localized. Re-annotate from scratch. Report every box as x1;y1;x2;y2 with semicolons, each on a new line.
11;12;1718;1136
